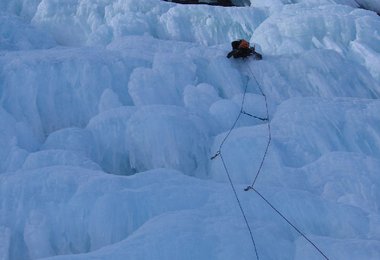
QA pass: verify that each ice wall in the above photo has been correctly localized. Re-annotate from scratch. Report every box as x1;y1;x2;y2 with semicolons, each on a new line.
0;0;379;259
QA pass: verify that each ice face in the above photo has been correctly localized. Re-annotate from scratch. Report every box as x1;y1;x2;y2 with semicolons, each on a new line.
0;0;379;259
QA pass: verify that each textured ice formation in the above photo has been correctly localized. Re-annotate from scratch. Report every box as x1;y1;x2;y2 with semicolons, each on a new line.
0;0;379;259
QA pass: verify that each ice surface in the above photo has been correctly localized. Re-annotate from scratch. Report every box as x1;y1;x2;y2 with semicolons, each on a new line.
0;14;56;51
355;0;380;13
30;0;267;46
129;53;197;106
0;0;379;259
0;47;135;137
22;149;101;171
126;105;210;177
86;107;136;175
0;0;43;19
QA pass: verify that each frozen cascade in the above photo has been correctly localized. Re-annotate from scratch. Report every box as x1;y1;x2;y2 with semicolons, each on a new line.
0;0;379;259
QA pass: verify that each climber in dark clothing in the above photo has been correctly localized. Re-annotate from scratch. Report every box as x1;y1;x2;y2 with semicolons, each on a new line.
227;39;263;60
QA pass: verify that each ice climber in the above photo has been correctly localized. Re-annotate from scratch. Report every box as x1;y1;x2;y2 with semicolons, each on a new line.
227;39;262;60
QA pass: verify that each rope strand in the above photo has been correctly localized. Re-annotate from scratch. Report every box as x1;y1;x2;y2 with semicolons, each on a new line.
246;64;329;260
220;152;260;260
212;59;330;260
252;188;329;260
246;65;272;189
211;71;260;259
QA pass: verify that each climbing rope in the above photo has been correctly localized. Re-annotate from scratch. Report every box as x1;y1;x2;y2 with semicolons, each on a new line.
245;64;329;260
211;59;329;260
244;65;272;190
253;188;330;260
219;152;260;260
211;71;260;259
